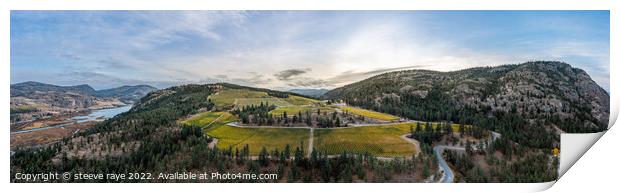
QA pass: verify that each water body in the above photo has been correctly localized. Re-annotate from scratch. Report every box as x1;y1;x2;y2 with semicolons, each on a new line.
10;105;132;134
72;105;132;123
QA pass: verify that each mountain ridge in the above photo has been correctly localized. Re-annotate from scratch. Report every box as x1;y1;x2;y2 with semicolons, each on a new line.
322;61;609;136
10;81;157;123
288;88;329;98
11;81;157;102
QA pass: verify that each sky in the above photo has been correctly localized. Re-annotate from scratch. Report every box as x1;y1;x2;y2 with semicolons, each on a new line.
10;11;610;91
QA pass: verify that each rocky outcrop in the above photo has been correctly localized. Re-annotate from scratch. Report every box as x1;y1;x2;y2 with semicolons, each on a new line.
323;61;609;133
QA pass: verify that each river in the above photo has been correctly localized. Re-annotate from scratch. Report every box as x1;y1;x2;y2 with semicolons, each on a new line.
10;105;132;134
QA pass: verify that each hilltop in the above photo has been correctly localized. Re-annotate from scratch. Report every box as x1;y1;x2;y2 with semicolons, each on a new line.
288;88;329;98
322;61;609;138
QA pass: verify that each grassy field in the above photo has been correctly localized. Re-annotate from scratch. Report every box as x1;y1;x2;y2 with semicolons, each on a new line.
336;106;400;121
182;112;224;126
207;125;310;155
209;89;319;110
283;95;320;105
269;106;336;116
182;111;238;132
209;89;268;109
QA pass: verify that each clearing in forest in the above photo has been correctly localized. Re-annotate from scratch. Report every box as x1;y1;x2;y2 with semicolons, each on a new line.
209;89;269;109
183;111;238;131
208;89;318;110
282;95;320;105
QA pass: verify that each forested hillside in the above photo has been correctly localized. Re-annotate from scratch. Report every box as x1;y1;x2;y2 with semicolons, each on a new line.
323;61;609;148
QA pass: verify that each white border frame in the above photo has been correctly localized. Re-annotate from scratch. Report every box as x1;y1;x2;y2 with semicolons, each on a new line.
1;1;617;193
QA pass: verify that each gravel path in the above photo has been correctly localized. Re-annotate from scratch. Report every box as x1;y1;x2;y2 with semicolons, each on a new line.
308;128;314;157
400;134;421;157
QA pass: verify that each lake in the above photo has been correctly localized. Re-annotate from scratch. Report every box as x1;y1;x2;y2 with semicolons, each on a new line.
71;105;132;123
11;105;132;134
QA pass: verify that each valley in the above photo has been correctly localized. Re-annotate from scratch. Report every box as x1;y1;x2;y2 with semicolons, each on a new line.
11;61;604;183
10;82;156;150
10;105;132;149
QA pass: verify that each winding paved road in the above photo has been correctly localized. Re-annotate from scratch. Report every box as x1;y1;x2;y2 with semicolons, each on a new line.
433;131;502;183
215;120;504;183
433;146;454;183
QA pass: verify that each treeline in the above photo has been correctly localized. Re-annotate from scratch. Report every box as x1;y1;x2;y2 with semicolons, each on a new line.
10;106;39;114
12;128;434;182
315;111;342;128
409;122;443;144
231;102;277;125
338;87;557;149
81;84;216;138
232;104;343;128
444;148;556;183
408;121;487;145
11;84;219;181
268;92;289;98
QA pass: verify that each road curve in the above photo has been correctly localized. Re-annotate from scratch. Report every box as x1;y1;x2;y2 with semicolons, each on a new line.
433;131;502;183
433;146;454;183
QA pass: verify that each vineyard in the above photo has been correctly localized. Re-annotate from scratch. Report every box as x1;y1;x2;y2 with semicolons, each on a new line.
281;95;320;105
314;123;418;157
188;89;470;157
207;125;310;155
336;106;401;121
313;122;465;157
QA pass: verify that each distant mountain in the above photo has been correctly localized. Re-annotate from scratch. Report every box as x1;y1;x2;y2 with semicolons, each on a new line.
10;81;158;122
95;85;158;103
11;81;97;97
323;61;609;140
288;88;329;98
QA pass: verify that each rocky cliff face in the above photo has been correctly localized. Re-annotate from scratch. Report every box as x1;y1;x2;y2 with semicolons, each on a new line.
11;82;105;111
323;61;609;133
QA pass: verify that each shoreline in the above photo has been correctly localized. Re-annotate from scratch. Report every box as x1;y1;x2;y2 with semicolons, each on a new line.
11;104;130;134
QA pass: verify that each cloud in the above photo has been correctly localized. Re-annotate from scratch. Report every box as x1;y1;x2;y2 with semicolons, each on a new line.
231;74;273;85
274;68;311;81
11;11;609;91
126;11;250;49
215;75;228;79
59;53;83;61
97;58;132;69
11;11;252;84
287;78;331;87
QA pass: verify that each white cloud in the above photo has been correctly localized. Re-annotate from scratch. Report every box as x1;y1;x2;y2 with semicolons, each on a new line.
11;11;609;91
